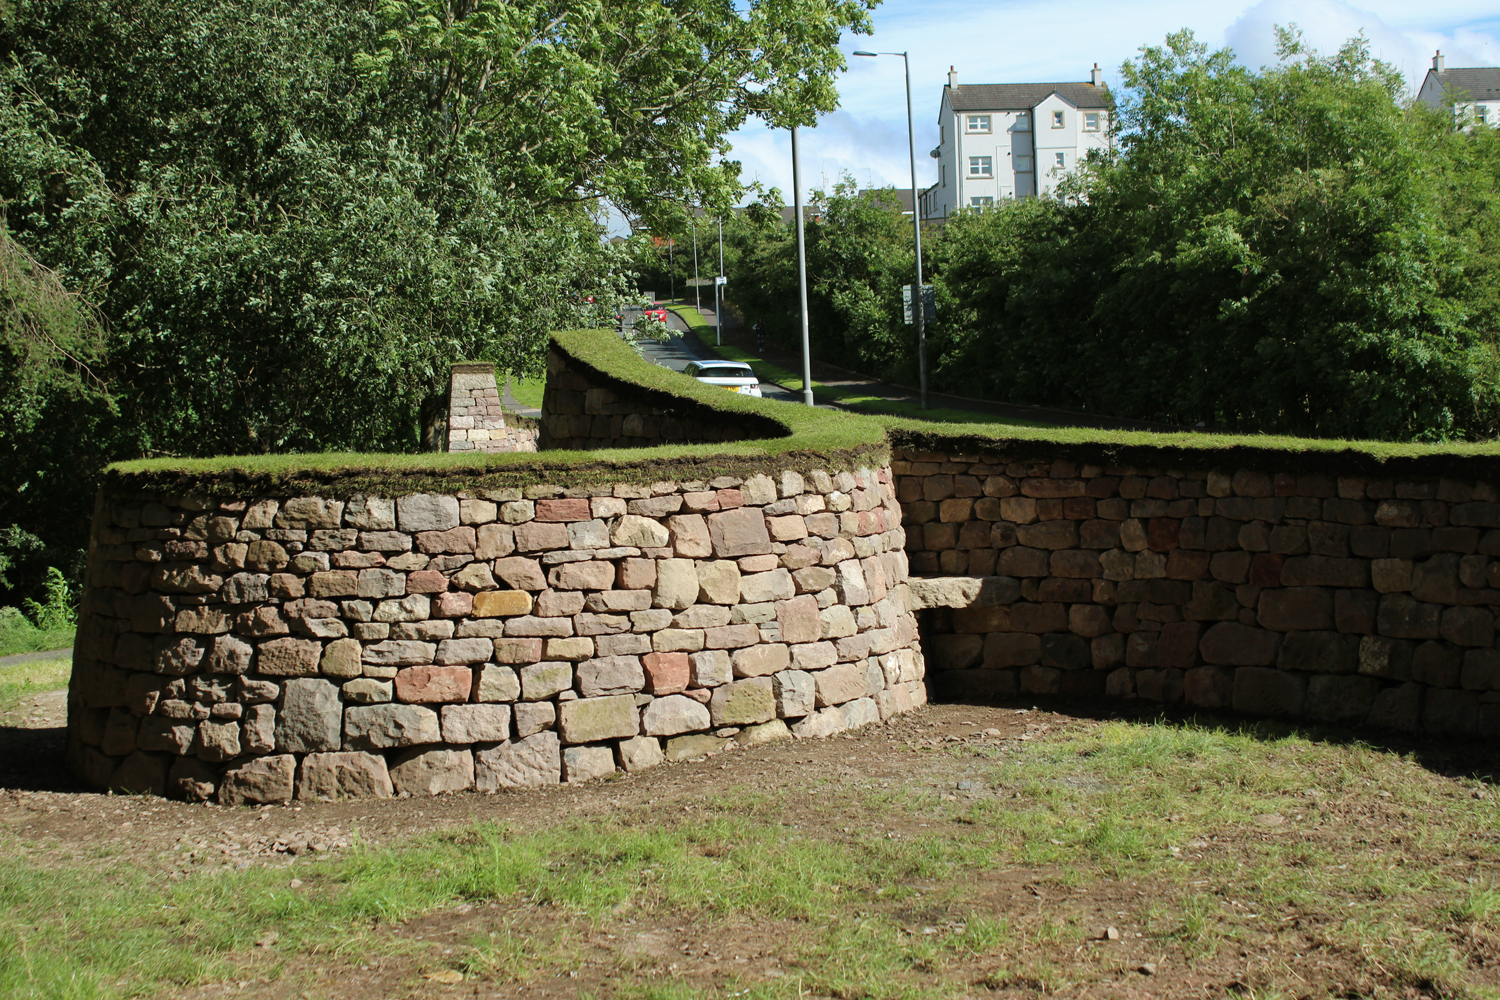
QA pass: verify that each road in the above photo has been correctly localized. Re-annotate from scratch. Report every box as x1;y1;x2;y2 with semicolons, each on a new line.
619;305;802;404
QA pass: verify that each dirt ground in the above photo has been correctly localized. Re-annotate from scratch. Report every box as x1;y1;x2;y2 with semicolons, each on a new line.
3;683;1497;1000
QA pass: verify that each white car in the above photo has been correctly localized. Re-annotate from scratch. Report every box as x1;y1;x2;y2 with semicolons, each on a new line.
684;360;762;397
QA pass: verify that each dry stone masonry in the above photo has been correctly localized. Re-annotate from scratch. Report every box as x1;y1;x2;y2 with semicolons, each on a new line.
895;445;1500;738
446;362;536;454
539;345;782;450
68;468;925;802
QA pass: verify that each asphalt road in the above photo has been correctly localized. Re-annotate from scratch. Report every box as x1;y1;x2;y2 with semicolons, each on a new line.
620;305;802;404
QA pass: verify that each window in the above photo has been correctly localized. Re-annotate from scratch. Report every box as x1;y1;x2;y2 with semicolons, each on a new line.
1480;105;1491;125
941;164;946;187
968;156;992;177
1084;112;1101;131
1014;155;1032;173
1055;152;1066;168
1052;110;1065;128
966;114;991;133
940;123;945;143
969;196;994;208
1014;112;1031;131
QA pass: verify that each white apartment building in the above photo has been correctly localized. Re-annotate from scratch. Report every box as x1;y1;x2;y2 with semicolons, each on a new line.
1417;51;1500;130
921;65;1111;220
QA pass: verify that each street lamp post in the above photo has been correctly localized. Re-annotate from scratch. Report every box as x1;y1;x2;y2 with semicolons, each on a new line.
853;49;928;409
715;217;725;347
791;126;815;407
692;218;700;312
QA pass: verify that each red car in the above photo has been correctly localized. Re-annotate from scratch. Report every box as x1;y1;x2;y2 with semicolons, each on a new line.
643;308;668;324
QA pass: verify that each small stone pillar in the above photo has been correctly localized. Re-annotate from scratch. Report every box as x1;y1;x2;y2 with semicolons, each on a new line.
446;362;536;453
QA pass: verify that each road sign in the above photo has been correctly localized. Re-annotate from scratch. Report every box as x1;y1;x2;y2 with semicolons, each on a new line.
902;284;935;325
714;275;728;286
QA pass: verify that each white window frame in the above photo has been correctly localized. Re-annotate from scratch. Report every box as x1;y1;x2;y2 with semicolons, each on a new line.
969;196;994;209
1083;112;1101;131
1014;112;1031;132
1052;110;1065;128
968;156;992;178
966;114;991;133
1054;152;1066;168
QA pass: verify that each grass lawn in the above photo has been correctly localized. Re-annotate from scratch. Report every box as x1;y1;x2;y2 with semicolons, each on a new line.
2;699;1496;999
507;375;546;410
666;305;1051;428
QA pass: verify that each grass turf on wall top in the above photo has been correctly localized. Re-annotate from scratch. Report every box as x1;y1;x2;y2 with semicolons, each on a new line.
104;328;1500;497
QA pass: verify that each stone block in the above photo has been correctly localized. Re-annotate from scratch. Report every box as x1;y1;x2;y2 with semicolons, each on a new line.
1232;667;1306;717
1366;682;1423;731
475;731;562;788
394;665;471;703
195;720;241;762
108;751;168;796
1256;587;1333;631
558;694;639;743
1184;665;1233;708
983;632;1043;667
441;703;511;743
690;649;732;687
493;557;548;591
1422;688;1482;736
773;669;817;717
641;694;712;736
389;747;475;795
513;700;557;737
577;656;645;697
397;494;460;533
1358;636;1414;680
343;703;442;749
731;643;790;678
218;754;297;805
813;663;866;707
1199;623;1280;665
696;560;741;605
257;637;323;677
474;664;521;702
708;507;772;557
435;637;495;665
274;678;341;752
297;751;392;801
166;757;219;802
790;706;846;739
642;651;690;694
1304;675;1380;723
520;661;572;700
1277;631;1355;673
665;733;730;759
1376;594;1441;639
1040;633;1090;670
1440;606;1494;647
562;745;617;782
654;559;699;610
709;677;776;726
617;735;665;772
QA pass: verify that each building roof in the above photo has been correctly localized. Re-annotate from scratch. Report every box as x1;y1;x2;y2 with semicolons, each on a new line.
948;82;1110;112
1422;67;1500;105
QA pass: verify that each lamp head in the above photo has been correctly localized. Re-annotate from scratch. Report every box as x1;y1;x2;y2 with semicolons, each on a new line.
852;50;877;57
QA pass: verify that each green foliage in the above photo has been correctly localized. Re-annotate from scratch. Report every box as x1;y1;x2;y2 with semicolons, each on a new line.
726;29;1500;442
0;0;876;606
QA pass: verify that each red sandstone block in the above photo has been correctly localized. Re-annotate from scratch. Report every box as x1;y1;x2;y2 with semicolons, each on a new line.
415;526;476;554
1167;549;1211;581
435;591;472;617
394;665;472;703
533;498;592;522
407;570;449;593
642;651;690;694
1021;478;1085;498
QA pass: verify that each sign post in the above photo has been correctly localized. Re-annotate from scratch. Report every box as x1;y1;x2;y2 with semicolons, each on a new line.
902;284;936;325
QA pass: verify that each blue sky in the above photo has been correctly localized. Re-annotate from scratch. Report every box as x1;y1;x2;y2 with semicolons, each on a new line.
724;0;1500;201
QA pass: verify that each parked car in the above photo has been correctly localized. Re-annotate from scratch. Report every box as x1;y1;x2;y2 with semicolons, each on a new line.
684;360;762;397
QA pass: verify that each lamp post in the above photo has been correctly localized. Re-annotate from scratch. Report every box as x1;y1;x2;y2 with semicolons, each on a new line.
853;49;928;409
692;218;700;312
791;126;814;407
715;217;725;347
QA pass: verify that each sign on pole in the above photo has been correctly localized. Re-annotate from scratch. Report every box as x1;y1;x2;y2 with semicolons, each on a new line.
902;284;935;325
714;275;727;286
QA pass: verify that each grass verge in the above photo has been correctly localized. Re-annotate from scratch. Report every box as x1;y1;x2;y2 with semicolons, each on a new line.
0;656;70;714
0;617;73;660
4;709;1497;998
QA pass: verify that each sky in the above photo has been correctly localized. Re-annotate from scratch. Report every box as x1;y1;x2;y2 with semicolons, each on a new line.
724;0;1500;202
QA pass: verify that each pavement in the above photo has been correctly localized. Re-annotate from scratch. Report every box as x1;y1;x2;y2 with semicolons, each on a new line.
623;304;805;405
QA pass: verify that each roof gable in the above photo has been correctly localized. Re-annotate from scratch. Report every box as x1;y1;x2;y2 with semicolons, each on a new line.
1423;67;1500;103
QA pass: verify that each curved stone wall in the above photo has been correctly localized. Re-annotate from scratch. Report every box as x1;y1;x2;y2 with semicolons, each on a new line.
67;467;924;801
896;443;1500;738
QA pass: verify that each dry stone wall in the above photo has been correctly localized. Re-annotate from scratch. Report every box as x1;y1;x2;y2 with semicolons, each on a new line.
895;445;1500;739
446;363;537;454
68;468;925;802
538;346;782;450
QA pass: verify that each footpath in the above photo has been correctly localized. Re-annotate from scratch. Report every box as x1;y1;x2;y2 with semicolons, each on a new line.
661;301;1176;432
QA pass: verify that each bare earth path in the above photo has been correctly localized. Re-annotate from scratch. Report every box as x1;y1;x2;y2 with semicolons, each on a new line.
3;675;1497;1000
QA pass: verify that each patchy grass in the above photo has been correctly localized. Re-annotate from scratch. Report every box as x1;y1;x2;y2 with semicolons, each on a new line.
0;656;70;714
4;708;1498;999
0;618;72;659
